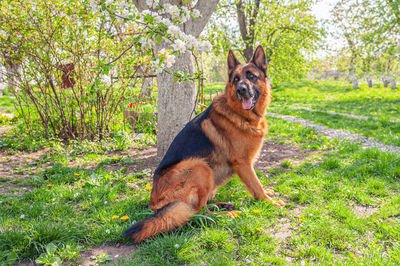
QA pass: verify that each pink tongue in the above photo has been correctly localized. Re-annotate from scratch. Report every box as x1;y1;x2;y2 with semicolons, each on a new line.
242;97;253;110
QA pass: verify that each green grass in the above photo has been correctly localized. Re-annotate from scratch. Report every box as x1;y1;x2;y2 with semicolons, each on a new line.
1;80;400;264
270;80;400;146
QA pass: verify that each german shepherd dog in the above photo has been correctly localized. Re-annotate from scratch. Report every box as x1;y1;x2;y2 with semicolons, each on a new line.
124;45;284;243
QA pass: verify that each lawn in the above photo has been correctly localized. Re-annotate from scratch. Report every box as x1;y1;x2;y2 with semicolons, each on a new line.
0;80;399;265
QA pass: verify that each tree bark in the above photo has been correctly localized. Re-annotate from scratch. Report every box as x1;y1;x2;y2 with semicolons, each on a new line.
366;76;373;88
133;0;219;158
236;0;261;62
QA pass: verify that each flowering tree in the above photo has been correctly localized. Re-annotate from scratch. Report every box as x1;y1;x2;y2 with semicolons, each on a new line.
0;0;217;151
132;0;219;157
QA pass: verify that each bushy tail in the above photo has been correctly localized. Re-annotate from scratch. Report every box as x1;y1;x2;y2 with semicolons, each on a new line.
124;201;194;243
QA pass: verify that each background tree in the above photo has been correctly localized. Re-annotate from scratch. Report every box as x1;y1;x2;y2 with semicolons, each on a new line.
332;0;399;89
205;0;323;84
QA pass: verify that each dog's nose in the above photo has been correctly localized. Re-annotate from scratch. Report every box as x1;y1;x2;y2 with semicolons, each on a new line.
236;84;248;96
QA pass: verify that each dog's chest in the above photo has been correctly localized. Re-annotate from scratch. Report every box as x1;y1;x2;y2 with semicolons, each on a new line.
211;156;234;187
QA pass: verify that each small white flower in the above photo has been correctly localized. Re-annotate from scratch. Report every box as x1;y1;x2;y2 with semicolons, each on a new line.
174;244;180;248
114;254;120;258
142;10;151;16
184;35;197;49
165;54;176;68
153;14;163;23
140;36;154;50
74;193;78;198
145;0;153;8
172;39;186;53
192;9;201;18
52;198;56;202
20;214;25;219
161;18;172;27
167;4;180;18
104;201;108;204
0;201;2;204
131;220;137;224
88;195;91;198
167;25;181;38
106;229;110;234
159;48;168;57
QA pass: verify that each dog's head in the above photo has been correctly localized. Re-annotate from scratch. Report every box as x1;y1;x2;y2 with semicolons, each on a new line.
226;45;270;114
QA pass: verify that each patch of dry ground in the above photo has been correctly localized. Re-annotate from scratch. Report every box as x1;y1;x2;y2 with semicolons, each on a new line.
351;204;378;217
78;244;135;266
255;141;316;171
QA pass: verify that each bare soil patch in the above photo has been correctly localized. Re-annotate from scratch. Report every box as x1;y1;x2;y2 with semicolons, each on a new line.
78;244;135;266
255;141;316;171
0;148;48;194
269;205;306;241
352;205;378;217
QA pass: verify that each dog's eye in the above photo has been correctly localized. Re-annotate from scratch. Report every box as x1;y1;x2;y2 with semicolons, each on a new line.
247;73;257;81
233;76;239;83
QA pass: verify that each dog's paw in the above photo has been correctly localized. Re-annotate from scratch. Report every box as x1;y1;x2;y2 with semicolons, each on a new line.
265;188;274;196
272;199;285;207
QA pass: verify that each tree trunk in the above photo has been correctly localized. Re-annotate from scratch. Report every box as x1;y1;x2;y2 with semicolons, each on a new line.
156;50;196;157
348;74;359;90
236;0;261;62
389;76;397;90
5;60;20;91
366;76;373;88
382;76;389;87
133;0;219;158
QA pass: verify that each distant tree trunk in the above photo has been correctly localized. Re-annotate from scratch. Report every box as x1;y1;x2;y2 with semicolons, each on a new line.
236;0;261;62
5;59;20;91
348;75;359;90
133;0;219;158
382;76;389;87
389;76;397;90
366;76;373;87
344;33;359;90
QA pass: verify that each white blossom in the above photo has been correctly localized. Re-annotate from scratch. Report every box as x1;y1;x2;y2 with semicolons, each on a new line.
20;214;25;219
167;25;182;38
161;18;172;27
165;4;180;18
192;9;201;18
106;229;110;234
140;36;154;50
184;35;197;49
172;39;186;53
174;244;180;248
165;54;176;68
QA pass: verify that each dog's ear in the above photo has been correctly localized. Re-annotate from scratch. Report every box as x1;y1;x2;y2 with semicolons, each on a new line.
227;50;240;75
250;45;267;75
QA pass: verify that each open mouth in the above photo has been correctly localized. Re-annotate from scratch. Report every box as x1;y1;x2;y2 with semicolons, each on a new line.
240;90;259;110
241;96;256;110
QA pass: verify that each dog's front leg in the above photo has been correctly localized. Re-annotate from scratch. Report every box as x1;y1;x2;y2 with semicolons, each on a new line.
233;162;284;207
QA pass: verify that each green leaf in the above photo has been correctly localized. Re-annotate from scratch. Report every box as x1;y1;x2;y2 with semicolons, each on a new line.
6;251;18;264
46;243;57;255
49;256;62;266
35;254;48;264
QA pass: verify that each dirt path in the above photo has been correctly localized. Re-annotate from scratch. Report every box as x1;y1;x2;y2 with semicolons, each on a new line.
267;112;400;154
292;106;368;120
